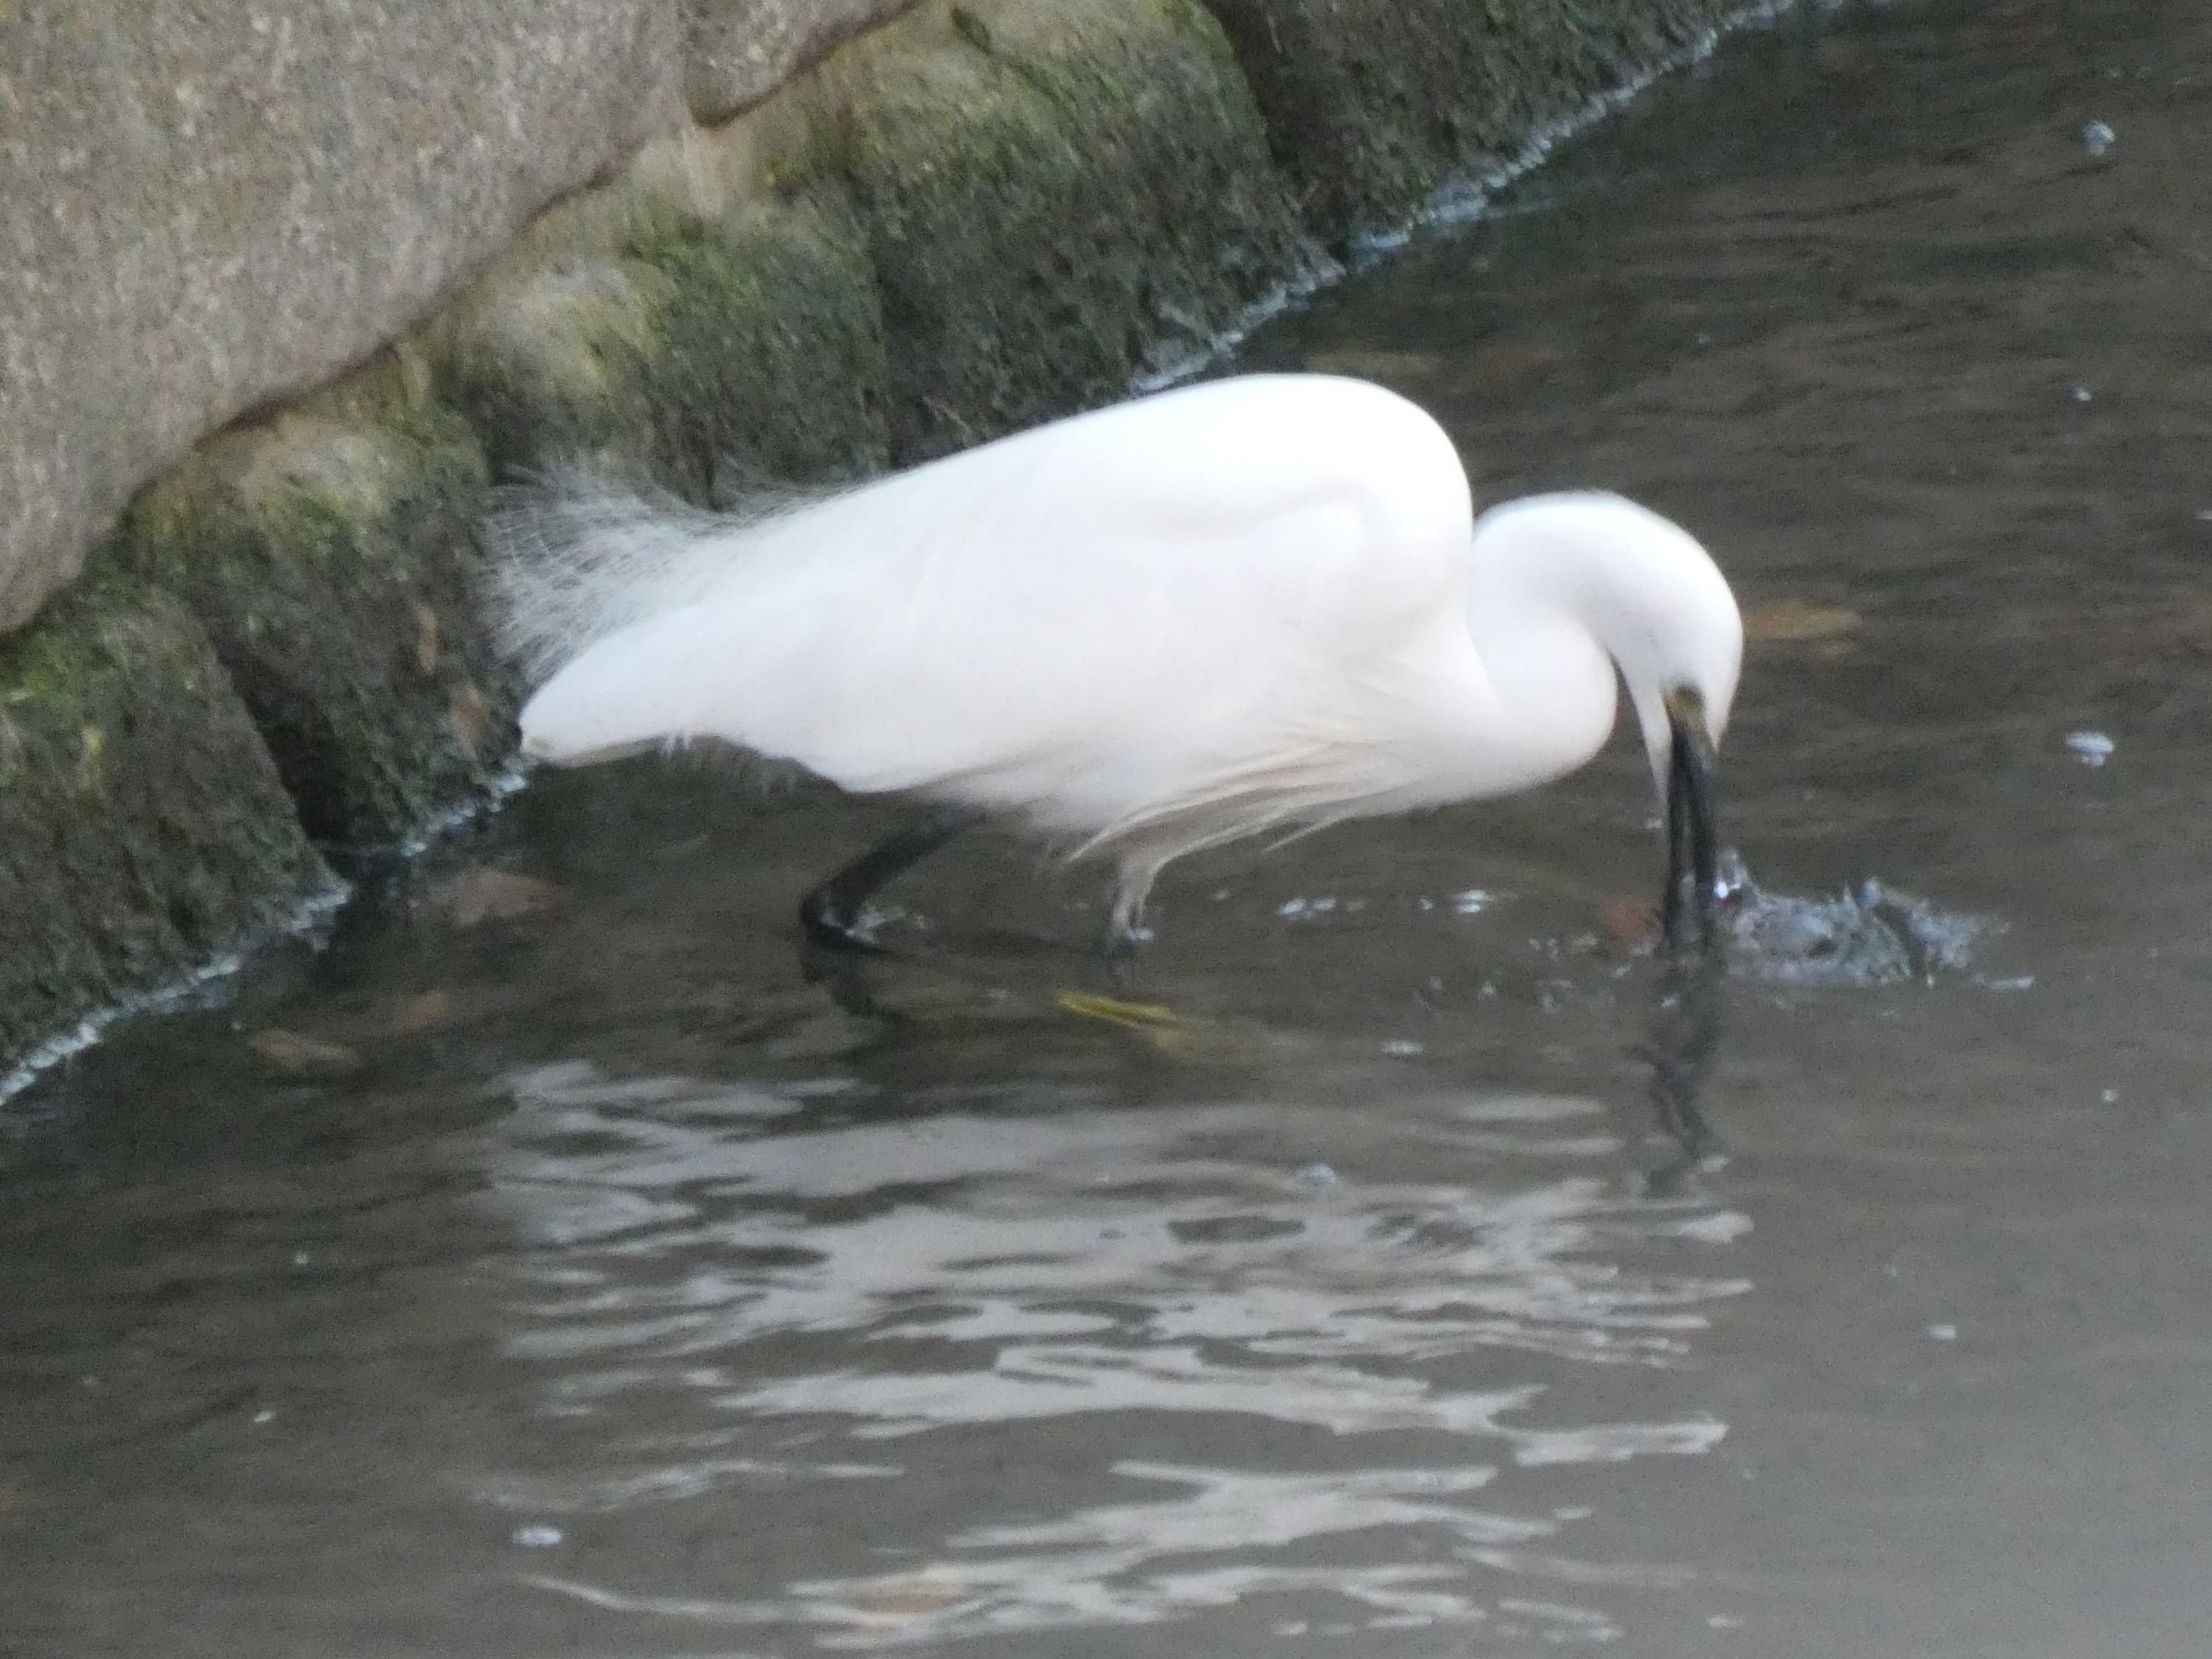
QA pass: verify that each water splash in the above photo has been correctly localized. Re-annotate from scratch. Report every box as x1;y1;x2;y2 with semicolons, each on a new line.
1719;853;1997;986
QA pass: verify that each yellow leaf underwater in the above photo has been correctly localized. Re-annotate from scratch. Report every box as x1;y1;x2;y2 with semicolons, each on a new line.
1054;990;1260;1064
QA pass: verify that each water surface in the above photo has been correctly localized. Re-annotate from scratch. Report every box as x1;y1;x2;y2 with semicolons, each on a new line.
10;1;2212;1653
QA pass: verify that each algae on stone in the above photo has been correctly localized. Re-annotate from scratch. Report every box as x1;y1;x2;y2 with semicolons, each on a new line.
1200;0;1738;248
0;587;332;1063
432;197;890;501
777;0;1317;461
430;259;681;488
632;200;892;497
113;391;513;848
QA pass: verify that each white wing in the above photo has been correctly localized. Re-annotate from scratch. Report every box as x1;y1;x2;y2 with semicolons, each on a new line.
506;375;1477;842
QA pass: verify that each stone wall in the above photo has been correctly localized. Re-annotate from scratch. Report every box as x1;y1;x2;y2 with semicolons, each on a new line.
0;0;1751;1079
0;1;682;635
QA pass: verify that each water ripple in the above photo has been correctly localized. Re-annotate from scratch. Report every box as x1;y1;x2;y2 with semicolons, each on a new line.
481;1062;1748;1645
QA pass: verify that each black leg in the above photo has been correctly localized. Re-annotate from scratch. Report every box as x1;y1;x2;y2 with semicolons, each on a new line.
798;806;976;951
1103;919;1144;996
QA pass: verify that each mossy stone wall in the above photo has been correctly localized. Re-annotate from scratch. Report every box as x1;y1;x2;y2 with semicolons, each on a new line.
777;0;1315;460
113;393;509;850
1201;0;1742;248
433;198;891;500
0;590;332;1065
0;0;1775;1083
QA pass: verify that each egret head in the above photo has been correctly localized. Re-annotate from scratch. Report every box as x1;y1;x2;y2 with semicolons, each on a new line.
1476;492;1742;949
1593;504;1740;953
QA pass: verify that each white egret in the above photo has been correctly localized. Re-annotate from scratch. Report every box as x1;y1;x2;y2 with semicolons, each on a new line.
491;374;1742;952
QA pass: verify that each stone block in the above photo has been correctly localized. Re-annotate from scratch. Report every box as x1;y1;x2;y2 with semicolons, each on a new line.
432;197;889;500
112;379;514;848
683;0;923;122
0;0;682;635
0;586;332;1066
779;0;1318;461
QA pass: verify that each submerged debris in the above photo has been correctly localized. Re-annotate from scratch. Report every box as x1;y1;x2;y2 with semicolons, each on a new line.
1718;853;1995;987
414;867;566;929
1741;597;1860;643
247;1026;365;1080
2082;119;2116;157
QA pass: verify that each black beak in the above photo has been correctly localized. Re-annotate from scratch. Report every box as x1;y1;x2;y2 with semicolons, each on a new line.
1659;689;1720;955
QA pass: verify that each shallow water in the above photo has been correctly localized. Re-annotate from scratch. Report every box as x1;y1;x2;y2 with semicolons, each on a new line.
11;1;2212;1653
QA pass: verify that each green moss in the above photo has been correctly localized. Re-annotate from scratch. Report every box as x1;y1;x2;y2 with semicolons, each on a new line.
1;625;99;726
431;199;887;501
426;259;676;485
110;401;514;848
777;0;1314;461
628;200;890;499
0;585;329;1061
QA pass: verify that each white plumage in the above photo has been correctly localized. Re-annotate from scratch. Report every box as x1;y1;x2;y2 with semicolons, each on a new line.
492;374;1742;939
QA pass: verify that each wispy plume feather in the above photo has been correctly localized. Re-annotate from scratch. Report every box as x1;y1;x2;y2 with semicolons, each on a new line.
483;468;837;683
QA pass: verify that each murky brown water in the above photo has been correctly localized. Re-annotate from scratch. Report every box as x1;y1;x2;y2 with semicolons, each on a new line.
10;1;2212;1652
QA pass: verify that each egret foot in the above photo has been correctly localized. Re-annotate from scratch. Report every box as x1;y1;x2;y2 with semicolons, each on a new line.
798;806;976;951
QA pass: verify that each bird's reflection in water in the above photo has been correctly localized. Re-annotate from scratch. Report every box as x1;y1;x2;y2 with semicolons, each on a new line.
1639;945;1729;1194
478;971;1752;1649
